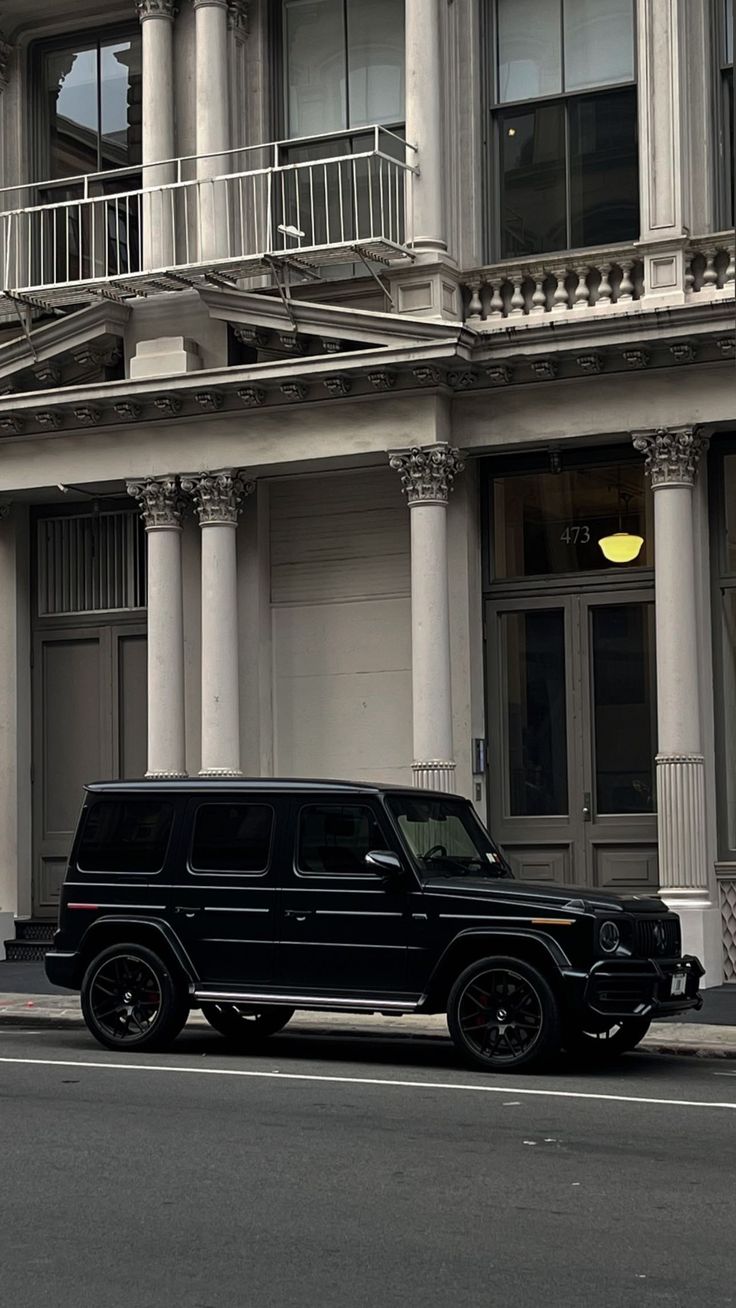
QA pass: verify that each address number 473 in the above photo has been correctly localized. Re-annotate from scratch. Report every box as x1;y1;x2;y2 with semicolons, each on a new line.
560;525;591;544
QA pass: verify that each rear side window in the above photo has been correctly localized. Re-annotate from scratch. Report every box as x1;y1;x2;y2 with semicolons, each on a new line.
77;800;174;874
190;803;274;874
297;804;385;876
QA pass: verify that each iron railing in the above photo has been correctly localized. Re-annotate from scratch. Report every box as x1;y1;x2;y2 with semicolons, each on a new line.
0;126;416;306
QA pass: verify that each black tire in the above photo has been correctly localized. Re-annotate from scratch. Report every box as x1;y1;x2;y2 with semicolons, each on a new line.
80;942;189;1053
563;1017;651;1061
200;1003;294;1042
447;956;561;1073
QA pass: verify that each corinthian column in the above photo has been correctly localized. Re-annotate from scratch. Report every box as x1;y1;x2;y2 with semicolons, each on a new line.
389;444;463;791
181;470;253;775
633;426;716;960
135;0;178;268
127;476;187;777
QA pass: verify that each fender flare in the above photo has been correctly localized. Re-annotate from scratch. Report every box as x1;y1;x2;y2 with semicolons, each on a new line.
78;915;198;987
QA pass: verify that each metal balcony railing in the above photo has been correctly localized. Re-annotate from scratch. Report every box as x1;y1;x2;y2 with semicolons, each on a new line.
0;127;416;308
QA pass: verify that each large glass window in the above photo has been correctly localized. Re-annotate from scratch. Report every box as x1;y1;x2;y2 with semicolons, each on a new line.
720;0;734;228
591;604;656;814
492;0;638;257
38;31;142;180
492;462;653;579
502;610;568;816
284;0;404;137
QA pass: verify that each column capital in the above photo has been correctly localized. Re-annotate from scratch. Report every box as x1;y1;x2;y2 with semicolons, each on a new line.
632;426;709;488
389;444;464;506
181;469;254;525
193;0;228;7
135;0;178;21
0;34;13;94
227;0;249;32
127;475;186;529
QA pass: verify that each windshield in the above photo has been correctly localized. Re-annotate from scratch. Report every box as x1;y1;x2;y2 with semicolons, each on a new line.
384;794;512;879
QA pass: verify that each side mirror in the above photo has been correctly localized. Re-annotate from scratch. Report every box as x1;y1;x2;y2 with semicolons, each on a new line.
364;850;403;879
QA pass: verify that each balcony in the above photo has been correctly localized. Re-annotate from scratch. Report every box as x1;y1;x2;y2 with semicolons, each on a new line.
460;235;735;329
0;128;415;311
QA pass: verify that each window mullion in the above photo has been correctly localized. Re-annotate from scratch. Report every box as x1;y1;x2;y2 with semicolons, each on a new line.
564;97;572;249
343;0;350;131
96;39;103;173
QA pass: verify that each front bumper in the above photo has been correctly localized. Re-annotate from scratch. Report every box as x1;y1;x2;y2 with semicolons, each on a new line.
565;954;704;1021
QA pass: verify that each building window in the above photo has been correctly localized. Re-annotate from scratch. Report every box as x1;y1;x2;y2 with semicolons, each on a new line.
714;447;736;860
489;0;639;258
36;511;146;617
283;0;404;137
34;29;142;182
719;0;734;227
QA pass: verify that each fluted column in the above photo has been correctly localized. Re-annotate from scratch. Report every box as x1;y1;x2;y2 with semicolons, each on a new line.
135;0;177;268
127;476;187;778
633;426;712;938
194;0;230;261
181;470;253;776
404;0;446;253
389;445;463;791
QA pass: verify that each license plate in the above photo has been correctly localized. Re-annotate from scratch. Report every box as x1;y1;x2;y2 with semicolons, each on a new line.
671;973;687;997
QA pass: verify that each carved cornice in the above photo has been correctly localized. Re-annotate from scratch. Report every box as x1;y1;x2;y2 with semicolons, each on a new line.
194;390;224;412
127;475;186;530
367;370;395;391
135;0;178;20
180;469;254;526
323;375;351;397
238;386;266;407
389;444;464;507
632;426;709;489
0;34;13;94
485;364;512;386
0;415;24;434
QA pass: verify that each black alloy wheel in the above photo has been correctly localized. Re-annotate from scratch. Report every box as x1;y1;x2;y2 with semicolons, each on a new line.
200;1003;295;1042
81;943;189;1052
563;1016;652;1060
447;956;561;1073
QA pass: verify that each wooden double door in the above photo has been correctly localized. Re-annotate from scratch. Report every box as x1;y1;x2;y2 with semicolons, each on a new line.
32;623;147;916
486;589;658;892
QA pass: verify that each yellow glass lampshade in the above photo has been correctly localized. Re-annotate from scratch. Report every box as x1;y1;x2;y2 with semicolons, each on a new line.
598;532;644;564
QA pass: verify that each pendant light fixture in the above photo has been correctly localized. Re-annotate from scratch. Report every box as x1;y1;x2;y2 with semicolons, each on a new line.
598;475;644;564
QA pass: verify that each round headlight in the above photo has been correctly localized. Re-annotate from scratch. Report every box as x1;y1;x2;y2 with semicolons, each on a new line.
599;921;621;953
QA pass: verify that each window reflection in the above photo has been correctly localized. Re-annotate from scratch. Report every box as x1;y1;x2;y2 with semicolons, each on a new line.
42;32;142;180
493;463;652;579
503;610;568;817
592;605;656;814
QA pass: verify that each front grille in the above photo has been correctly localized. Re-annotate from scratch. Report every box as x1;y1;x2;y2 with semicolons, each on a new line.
634;916;681;958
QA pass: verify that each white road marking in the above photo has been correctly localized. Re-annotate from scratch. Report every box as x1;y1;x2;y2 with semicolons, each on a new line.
0;1055;735;1110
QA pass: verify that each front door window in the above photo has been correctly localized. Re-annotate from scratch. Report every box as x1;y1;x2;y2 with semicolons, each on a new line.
502;609;568;815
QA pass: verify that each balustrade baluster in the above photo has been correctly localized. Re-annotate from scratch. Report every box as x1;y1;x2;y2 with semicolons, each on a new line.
551;267;569;313
597;262;613;306
573;264;590;310
701;244;719;292
684;253;695;296
466;277;483;324
530;274;546;314
725;243;735;291
618;260;634;302
509;272;525;317
488;280;504;318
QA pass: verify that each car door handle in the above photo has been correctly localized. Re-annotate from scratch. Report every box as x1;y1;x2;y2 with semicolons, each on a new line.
174;907;200;919
284;909;314;923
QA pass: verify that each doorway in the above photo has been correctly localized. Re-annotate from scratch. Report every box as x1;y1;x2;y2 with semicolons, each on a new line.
487;592;657;889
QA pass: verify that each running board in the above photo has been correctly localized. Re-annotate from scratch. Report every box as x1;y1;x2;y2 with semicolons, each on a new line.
193;989;420;1014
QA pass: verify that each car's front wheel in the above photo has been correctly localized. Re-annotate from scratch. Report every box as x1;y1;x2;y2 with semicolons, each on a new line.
81;943;189;1052
200;1003;295;1042
563;1017;651;1060
447;956;561;1073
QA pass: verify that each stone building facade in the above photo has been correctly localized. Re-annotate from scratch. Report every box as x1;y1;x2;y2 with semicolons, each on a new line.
0;0;734;982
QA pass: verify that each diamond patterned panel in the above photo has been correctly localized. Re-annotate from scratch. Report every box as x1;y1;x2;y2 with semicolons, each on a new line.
719;880;736;982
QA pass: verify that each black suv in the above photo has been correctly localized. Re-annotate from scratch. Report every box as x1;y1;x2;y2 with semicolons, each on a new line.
45;779;704;1072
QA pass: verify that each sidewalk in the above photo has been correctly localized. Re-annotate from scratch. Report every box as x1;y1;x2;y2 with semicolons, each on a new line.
2;961;736;1058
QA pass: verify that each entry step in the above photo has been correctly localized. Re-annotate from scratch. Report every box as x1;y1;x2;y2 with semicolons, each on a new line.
5;919;56;961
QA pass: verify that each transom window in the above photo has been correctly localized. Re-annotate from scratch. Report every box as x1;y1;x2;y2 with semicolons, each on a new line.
489;0;639;258
283;0;404;137
297;804;386;876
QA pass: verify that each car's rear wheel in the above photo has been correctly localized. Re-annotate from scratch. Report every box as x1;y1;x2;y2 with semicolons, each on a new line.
81;943;189;1052
200;1003;294;1042
447;956;561;1073
563;1017;651;1060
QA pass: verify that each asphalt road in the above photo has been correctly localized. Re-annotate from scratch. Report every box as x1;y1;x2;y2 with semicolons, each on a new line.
1;1023;735;1308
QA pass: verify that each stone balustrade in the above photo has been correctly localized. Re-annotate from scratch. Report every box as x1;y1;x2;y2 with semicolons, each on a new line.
462;233;735;328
